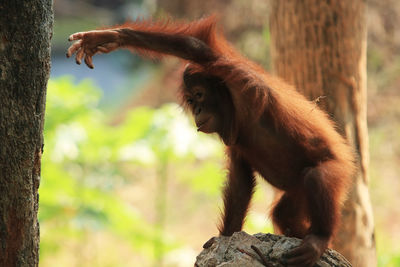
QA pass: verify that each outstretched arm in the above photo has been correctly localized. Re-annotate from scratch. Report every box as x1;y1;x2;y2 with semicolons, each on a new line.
66;16;268;123
66;17;219;68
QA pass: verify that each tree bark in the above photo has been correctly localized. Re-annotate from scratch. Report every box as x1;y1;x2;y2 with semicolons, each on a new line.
0;1;53;266
269;1;376;266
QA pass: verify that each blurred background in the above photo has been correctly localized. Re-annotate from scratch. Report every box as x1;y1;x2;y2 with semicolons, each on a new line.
41;0;400;266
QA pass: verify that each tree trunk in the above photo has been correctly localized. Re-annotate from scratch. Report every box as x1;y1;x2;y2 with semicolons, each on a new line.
0;1;53;266
269;1;376;266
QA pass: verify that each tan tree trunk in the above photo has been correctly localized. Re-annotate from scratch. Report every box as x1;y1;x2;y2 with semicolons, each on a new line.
0;1;53;266
269;1;376;266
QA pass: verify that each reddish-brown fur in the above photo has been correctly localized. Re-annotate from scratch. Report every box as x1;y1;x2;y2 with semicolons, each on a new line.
67;16;355;267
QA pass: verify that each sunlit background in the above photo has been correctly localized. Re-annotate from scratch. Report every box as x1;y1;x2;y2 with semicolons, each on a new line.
40;0;400;266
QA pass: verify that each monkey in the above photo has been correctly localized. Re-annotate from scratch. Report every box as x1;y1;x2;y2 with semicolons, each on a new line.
66;16;355;267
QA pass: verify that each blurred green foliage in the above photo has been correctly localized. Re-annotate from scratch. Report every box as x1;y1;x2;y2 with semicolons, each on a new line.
39;77;225;266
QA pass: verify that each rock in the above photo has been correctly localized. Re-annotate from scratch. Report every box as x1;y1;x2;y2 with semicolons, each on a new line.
195;232;352;267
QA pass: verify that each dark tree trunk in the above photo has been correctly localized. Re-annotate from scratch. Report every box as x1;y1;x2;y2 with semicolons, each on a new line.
270;1;376;266
0;1;53;266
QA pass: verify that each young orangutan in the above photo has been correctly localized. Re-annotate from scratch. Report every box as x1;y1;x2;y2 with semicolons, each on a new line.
67;16;355;267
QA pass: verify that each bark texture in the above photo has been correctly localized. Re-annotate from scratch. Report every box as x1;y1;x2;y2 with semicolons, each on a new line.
269;1;376;266
0;1;53;266
195;232;351;267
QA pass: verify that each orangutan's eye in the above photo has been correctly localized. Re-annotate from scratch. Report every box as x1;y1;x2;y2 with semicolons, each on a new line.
195;92;203;99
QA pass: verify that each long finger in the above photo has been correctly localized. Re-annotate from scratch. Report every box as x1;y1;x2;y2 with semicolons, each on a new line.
97;45;109;53
75;47;85;65
285;252;313;265
202;237;216;249
68;32;85;41
98;42;119;53
285;245;309;258
66;40;83;58
84;53;94;69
